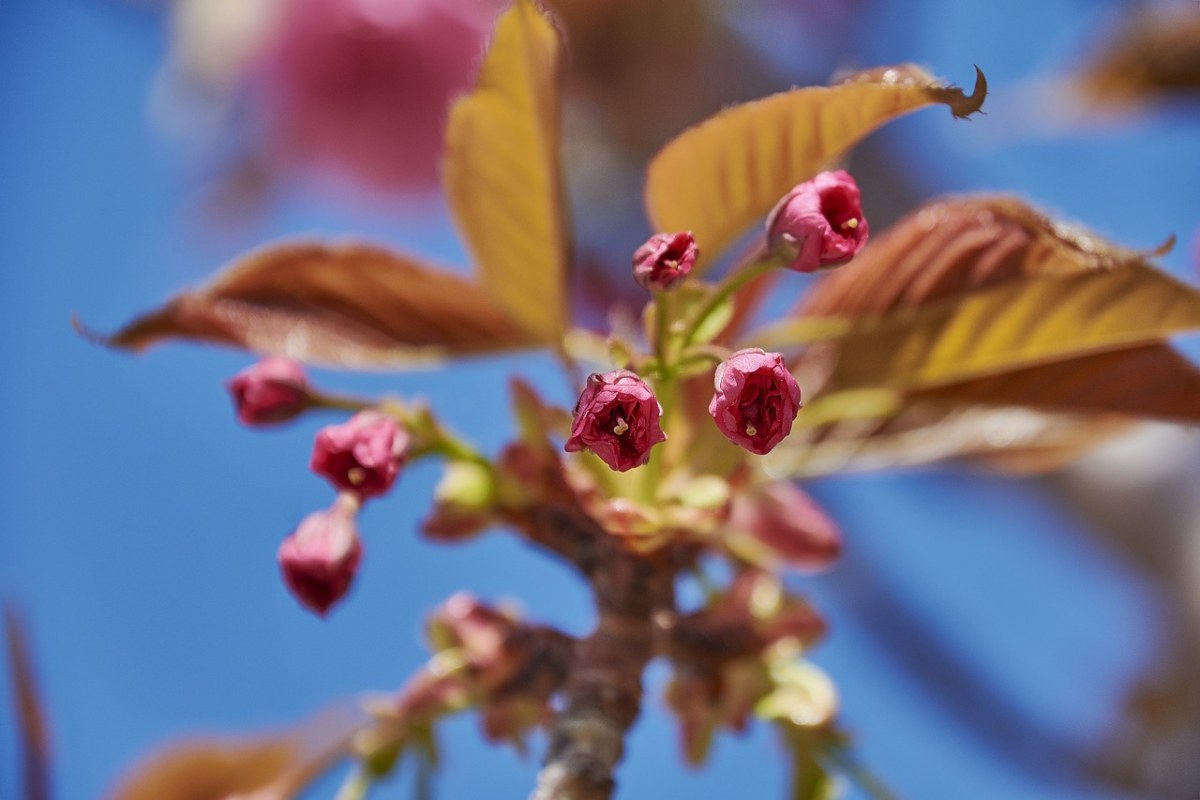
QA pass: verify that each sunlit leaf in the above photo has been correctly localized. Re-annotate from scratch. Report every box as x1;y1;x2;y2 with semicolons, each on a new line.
794;196;1161;320
753;198;1200;472
108;704;364;800
5;605;51;800
789;197;1200;397
766;401;1133;479
644;64;986;269
88;243;539;368
444;0;570;342
911;344;1200;425
823;264;1200;392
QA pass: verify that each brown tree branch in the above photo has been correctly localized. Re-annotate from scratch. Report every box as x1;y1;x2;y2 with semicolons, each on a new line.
516;504;682;800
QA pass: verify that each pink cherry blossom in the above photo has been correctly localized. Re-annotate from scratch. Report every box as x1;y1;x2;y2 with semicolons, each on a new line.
766;170;869;272
632;231;698;291
310;411;409;499
260;0;504;191
277;498;362;616
226;357;310;426
564;370;667;472
708;349;801;455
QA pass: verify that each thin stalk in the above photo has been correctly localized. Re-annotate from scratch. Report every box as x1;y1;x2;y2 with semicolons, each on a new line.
682;254;783;348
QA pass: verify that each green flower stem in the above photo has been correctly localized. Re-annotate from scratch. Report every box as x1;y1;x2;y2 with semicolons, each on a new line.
682;252;784;349
817;742;897;800
308;390;374;413
334;768;373;800
653;290;672;367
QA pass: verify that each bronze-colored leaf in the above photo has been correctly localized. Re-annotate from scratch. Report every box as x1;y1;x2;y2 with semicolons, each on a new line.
911;344;1200;425
823;264;1200;392
757;197;1200;476
90;243;539;368
444;0;570;342
108;704;363;800
766;400;1133;479
5;605;51;800
643;64;986;269
763;197;1200;423
795;196;1157;319
1075;6;1200;107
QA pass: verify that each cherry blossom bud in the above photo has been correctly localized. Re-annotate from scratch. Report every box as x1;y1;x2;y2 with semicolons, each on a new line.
766;170;868;272
428;593;513;676
310;411;409;500
226;357;310;426
632;231;698;291
708;349;801;455
564;370;667;472
726;483;841;573
277;497;362;616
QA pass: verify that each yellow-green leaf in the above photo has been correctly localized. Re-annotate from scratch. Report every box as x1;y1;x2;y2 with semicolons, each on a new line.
765;401;1132;479
794;196;1151;320
643;64;986;269
825;264;1200;392
87;243;539;368
444;0;570;342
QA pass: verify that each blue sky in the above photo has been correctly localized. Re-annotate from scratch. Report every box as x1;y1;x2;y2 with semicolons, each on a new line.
2;0;1197;798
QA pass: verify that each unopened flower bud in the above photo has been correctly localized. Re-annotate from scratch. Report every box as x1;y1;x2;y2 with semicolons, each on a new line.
564;370;667;472
632;231;698;291
310;411;409;500
226;357;311;426
766;170;868;272
428;593;513;674
277;497;362;616
709;349;801;455
726;483;841;573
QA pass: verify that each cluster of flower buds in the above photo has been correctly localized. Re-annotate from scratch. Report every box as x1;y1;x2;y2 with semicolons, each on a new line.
227;358;411;615
564;171;867;473
384;594;573;745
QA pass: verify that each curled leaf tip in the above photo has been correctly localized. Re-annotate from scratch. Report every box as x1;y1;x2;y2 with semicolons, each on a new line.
1149;233;1177;258
948;66;988;118
71;313;127;351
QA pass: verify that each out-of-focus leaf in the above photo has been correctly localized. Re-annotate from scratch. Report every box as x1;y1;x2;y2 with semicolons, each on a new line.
89;243;539;368
766;402;1133;479
1076;7;1200;107
911;344;1200;425
755;198;1200;477
108;703;364;800
444;0;570;342
794;196;1160;320
5;605;51;800
643;64;986;269
823;264;1200;392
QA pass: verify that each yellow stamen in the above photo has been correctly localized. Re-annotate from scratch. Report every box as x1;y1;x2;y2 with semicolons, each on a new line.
347;467;367;485
613;417;629;436
745;424;758;437
842;218;859;230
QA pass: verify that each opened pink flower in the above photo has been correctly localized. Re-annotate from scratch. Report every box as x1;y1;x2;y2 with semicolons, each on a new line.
226;356;310;426
311;410;409;499
709;349;801;455
632;231;698;291
766;170;868;272
565;370;667;472
278;497;362;616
